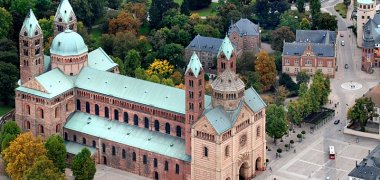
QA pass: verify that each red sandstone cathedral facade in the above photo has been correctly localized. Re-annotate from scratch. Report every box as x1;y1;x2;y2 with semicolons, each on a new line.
15;1;267;179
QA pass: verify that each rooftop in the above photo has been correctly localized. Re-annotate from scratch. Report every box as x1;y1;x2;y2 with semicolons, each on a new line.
364;84;380;107
87;47;118;72
348;145;380;179
186;35;223;54
55;0;75;23
282;42;335;57
211;69;245;92
295;30;336;44
218;36;235;60
65;141;96;156
50;29;88;56
358;0;374;4
21;9;41;38
185;52;203;77
64;111;191;162
228;18;260;36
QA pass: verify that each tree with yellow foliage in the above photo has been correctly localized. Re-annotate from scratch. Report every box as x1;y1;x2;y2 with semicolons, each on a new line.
22;156;65;180
146;59;174;78
108;11;140;35
255;50;276;91
2;132;47;180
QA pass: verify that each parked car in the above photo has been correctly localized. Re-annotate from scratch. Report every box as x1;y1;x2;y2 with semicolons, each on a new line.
345;64;348;69
340;33;344;37
334;119;340;124
341;41;345;46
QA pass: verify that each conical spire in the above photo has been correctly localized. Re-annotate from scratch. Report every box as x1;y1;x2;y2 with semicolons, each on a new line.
55;0;75;23
20;9;41;37
186;52;203;77
218;36;234;60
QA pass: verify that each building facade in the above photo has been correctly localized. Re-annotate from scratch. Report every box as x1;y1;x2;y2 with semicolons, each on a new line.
228;18;260;54
348;145;380;180
360;13;380;73
356;0;376;48
15;1;267;180
282;30;336;77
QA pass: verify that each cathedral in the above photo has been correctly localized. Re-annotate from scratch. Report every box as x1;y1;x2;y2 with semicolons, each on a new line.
14;0;267;179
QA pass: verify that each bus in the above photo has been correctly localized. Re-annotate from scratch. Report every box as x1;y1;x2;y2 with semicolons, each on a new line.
329;146;335;159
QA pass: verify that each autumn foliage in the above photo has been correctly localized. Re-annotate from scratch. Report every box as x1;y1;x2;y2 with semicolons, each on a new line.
255;50;276;91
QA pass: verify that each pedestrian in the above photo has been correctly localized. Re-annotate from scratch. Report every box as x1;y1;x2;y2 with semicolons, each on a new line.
270;166;272;171
294;149;296;153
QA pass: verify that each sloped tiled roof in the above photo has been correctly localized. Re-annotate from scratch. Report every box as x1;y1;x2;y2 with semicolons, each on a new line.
282;42;335;57
211;69;245;92
228;18;259;36
218;36;235;60
348;145;380;180
364;84;380;107
55;0;75;23
185;52;203;77
186;35;223;54
20;9;41;38
88;47;118;71
64;111;191;162
296;30;336;44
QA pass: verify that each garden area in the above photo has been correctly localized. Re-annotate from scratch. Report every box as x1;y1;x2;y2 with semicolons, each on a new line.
334;3;347;18
0;105;12;117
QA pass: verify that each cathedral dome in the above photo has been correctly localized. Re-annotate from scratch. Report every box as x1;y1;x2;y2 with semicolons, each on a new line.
50;29;88;56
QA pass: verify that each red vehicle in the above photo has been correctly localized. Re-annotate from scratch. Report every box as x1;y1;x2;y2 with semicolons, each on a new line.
329;146;335;159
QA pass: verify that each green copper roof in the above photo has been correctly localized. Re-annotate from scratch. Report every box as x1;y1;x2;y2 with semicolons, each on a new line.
88;48;118;71
64;111;191;162
21;9;41;38
44;55;51;72
244;87;266;112
65;141;96;156
217;36;234;60
50;29;88;56
16;68;74;98
55;0;75;23
185;52;203;77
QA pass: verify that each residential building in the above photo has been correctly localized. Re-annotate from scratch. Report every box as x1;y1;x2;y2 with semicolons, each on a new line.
356;0;376;48
228;18;260;54
15;2;267;180
282;30;337;77
363;85;380;124
360;12;380;73
348;144;380;180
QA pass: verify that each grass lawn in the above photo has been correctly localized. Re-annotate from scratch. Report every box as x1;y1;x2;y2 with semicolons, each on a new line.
334;3;347;18
89;27;102;47
0;105;12;117
191;2;218;17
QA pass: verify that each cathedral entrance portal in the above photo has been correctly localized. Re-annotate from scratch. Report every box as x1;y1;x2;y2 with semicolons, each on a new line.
255;157;262;171
239;162;250;180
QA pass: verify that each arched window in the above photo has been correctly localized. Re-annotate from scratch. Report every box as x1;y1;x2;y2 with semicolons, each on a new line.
165;123;170;134
225;146;230;157
164;161;169;171
112;146;116;155
56;124;61;133
176;126;181;137
39;109;44;119
102;143;106;153
26;105;30;115
39;125;44;134
132;152;136;161
73;135;77;142
257;126;261;138
114;109;119;120
133;115;138;126
175;164;179;174
95;104;99;115
26;121;31;130
105;107;109;118
122;149;126;159
55;107;59;118
154;120;160;131
64;132;68;140
144;117;149;128
143;155;147;164
86;102;90;113
76;100;81;111
154;171;159;180
123;112;128;123
82;137;86;145
92;140;96;148
154;158;158;167
204;147;208;157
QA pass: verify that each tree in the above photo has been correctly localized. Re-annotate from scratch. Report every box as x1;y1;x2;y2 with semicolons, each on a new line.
108;11;140;35
297;133;302;142
157;43;185;68
170;71;183;85
296;0;305;13
255;51;276;91
237;52;255;73
194;24;221;38
343;0;351;7
296;70;310;85
135;67;148;80
279;73;299;92
108;0;121;9
161;78;175;86
71;0;93;26
0;121;21;151
10;0;37;16
298;82;308;98
266;104;288;144
308;70;330;111
279;10;300;32
38;16;54;50
35;0;54;18
0;38;18;66
148;0;176;29
287;100;302;126
2;132;47;180
347;97;378;131
146;59;174;78
275;86;289;105
180;0;190;16
299;18;311;30
122;2;147;25
310;0;321;20
313;13;337;31
243;71;263;93
0;8;12;39
22;156;65;180
189;0;211;10
124;49;142;76
111;56;125;75
0;62;18;105
271;26;295;51
45;135;66;173
72;148;96;180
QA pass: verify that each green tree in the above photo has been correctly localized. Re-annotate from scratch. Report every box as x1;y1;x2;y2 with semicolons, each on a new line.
0;121;21;151
45;135;66;173
296;70;310;85
266;104;288;144
194;24;221;38
189;0;211;10
310;0;321;21
148;0;176;29
279;10;300;32
161;78;175;86
271;26;295;51
0;38;19;66
279;73;299;92
111;56;125;75
287;100;302;126
2;132;47;180
148;74;161;84
135;67;148;80
255;50;276;91
180;0;190;15
38;16;54;50
348;97;378;131
35;0;54;18
275;86;289;105
0;8;12;39
0;62;18;105
237;52;255;73
343;0;351;7
158;43;185;68
298;82;308;98
72;148;96;180
71;0;93;26
10;0;37;16
296;0;305;13
299;18;311;30
313;12;337;31
243;71;263;93
124;49;142;76
22;156;65;180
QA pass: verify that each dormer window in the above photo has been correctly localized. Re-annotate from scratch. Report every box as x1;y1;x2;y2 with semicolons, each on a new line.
69;16;73;21
59;17;62;22
35;30;38;35
24;31;27;36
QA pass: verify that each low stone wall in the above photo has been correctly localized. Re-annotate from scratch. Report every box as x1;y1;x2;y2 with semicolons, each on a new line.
343;127;380;140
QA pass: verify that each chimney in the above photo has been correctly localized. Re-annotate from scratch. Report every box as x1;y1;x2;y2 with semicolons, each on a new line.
369;150;371;155
356;161;358;167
